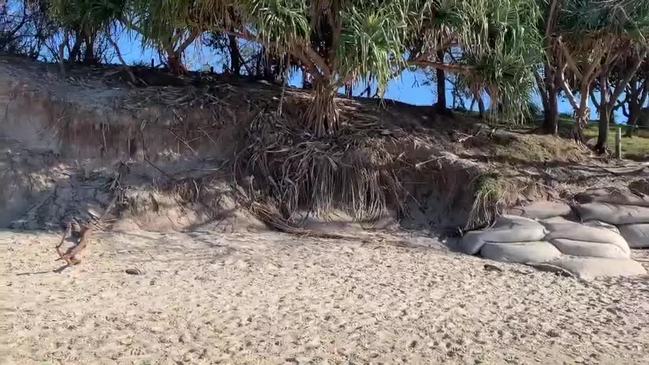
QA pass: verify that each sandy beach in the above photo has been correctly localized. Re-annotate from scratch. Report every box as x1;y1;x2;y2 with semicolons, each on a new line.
2;229;648;364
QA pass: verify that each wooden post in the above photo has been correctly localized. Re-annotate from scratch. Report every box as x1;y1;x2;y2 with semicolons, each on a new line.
615;127;622;159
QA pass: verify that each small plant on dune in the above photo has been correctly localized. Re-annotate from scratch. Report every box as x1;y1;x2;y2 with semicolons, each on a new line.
466;173;509;229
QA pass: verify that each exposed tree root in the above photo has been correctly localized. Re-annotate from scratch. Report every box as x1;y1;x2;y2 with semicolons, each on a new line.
235;111;402;226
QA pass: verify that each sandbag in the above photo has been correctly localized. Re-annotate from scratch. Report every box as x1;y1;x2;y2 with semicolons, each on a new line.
575;203;649;225
550;239;629;259
543;220;629;250
619;224;649;249
574;189;649;207
582;220;620;234
480;241;562;264
508;201;573;220
460;215;548;255
547;256;647;280
542;216;621;234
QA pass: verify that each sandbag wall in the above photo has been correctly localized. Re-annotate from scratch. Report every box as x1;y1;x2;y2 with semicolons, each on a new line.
574;188;649;249
459;189;649;279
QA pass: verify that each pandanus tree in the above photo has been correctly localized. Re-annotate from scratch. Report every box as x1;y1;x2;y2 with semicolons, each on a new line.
406;0;465;114
127;0;211;74
593;47;648;151
239;0;410;136
550;0;649;143
408;0;542;123
50;0;126;64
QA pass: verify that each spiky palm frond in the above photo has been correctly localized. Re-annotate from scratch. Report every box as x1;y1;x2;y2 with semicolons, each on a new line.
337;2;409;88
246;0;309;53
556;0;649;65
413;0;542;122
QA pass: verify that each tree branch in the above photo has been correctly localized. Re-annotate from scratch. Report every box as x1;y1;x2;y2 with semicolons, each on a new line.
558;64;580;111
612;51;647;103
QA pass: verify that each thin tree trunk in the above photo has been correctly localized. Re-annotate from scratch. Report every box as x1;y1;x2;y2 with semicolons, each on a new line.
627;102;643;137
344;83;352;98
228;34;241;75
571;82;592;143
82;34;95;65
107;34;137;84
477;95;485;119
68;34;82;63
435;49;447;114
535;69;550;122
595;73;610;153
58;33;67;76
540;68;559;135
546;83;559;135
596;107;611;153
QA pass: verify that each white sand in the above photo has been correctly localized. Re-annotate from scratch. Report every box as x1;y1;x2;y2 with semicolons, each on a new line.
2;229;649;364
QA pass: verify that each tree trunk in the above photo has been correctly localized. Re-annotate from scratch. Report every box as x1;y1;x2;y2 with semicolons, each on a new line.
228;34;241;75
625;78;649;137
305;78;339;137
477;96;485;119
626;103;641;137
344;83;352;98
82;34;95;65
167;51;186;75
572;84;591;143
595;73;612;153
435;49;447;114
596;106;611;153
546;85;559;135
68;34;82;63
541;69;559;135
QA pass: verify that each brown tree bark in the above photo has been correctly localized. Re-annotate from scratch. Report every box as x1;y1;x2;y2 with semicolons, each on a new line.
228;34;241;75
305;78;339;137
538;68;559;135
82;34;96;65
435;49;448;114
167;52;186;75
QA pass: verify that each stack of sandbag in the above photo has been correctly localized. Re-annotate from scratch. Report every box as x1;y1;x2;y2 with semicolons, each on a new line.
575;188;649;248
459;215;558;264
541;217;629;259
460;202;647;279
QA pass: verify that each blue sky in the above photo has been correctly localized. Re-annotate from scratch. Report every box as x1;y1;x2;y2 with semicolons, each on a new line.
110;31;618;122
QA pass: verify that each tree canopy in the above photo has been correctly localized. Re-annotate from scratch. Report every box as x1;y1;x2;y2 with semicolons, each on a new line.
1;0;648;150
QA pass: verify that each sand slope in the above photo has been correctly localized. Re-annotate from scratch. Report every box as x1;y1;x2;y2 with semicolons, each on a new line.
2;230;649;364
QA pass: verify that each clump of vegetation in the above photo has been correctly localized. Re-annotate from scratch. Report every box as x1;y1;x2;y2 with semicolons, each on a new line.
466;173;516;229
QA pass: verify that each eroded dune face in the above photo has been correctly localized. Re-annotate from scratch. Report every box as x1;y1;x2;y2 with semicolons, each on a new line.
1;56;646;256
